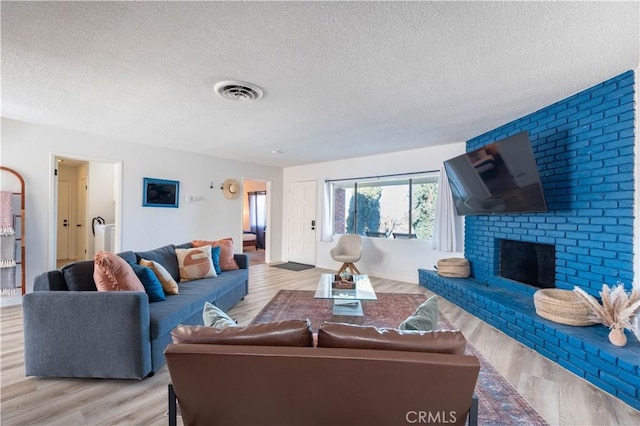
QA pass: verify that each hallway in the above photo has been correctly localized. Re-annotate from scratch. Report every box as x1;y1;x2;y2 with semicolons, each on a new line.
244;248;265;266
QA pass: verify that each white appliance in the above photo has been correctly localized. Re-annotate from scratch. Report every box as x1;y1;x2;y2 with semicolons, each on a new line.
95;224;116;253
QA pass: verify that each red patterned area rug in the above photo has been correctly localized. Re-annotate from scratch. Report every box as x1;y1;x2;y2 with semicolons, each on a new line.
251;290;549;426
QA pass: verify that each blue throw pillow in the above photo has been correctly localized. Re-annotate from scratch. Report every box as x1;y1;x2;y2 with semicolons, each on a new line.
128;262;166;302
211;245;222;275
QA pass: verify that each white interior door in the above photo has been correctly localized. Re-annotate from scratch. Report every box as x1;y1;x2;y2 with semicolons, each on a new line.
56;180;70;260
77;177;88;260
288;181;316;265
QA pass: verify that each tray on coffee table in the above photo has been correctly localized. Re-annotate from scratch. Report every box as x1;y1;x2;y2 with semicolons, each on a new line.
314;274;377;322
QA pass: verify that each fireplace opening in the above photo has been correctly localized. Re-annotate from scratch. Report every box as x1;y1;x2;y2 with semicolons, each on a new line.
499;239;555;288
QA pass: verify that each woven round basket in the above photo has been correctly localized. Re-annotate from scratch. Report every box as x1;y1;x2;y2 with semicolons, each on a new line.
437;258;470;278
533;289;594;326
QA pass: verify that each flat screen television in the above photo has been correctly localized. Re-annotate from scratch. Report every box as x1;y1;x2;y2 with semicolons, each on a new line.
444;131;548;215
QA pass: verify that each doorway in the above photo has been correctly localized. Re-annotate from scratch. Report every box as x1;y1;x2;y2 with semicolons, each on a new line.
55;158;88;267
56;178;71;261
242;179;269;265
248;191;266;249
50;155;121;270
287;181;317;265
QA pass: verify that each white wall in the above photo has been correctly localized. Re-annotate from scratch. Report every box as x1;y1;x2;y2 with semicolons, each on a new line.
1;118;283;299
283;142;466;284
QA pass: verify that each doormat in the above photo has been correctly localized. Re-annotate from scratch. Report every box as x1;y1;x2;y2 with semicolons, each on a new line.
270;262;315;271
252;290;549;426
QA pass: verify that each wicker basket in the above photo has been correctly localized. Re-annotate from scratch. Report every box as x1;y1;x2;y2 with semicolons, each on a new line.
533;289;594;326
437;258;470;278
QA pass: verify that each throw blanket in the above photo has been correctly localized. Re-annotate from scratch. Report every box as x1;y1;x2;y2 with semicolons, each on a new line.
0;259;16;290
0;191;13;228
0;260;15;267
1;231;15;262
0;192;16;290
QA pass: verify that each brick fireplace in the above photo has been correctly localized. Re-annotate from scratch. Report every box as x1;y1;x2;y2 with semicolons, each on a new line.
420;70;639;410
499;239;555;289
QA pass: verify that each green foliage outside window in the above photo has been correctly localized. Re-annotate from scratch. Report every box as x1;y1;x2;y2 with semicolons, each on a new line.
335;176;438;239
346;187;381;235
412;182;438;239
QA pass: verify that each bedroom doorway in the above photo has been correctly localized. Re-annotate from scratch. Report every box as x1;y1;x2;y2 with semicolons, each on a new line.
242;179;267;265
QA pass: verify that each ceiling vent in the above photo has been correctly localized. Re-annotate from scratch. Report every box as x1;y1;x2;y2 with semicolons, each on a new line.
214;81;264;102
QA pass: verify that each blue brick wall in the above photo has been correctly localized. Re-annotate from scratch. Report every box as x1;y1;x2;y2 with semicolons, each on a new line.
423;70;639;411
465;70;635;296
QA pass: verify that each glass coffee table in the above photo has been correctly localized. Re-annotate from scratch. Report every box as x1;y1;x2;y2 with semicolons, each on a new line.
314;274;377;323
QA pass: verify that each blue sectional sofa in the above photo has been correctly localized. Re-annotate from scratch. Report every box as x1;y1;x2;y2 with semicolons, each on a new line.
22;243;249;379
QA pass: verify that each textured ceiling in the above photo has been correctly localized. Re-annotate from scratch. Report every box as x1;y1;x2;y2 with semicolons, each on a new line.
2;1;638;167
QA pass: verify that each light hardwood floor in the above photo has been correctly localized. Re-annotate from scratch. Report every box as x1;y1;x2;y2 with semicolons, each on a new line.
1;263;639;425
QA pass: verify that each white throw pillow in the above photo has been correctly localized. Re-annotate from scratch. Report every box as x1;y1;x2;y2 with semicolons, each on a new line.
175;245;217;282
203;302;237;328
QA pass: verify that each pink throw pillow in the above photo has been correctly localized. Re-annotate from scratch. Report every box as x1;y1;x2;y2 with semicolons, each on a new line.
192;238;239;271
94;251;145;292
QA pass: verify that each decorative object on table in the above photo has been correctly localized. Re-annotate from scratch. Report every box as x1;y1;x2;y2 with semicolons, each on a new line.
142;177;179;208
533;288;593;326
436;257;470;278
573;283;640;347
221;178;241;200
332;273;355;289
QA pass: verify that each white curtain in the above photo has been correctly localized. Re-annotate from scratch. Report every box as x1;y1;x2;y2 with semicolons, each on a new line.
320;181;333;242
432;166;461;252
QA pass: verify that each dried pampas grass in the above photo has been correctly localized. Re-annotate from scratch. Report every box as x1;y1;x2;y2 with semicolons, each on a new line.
573;283;640;347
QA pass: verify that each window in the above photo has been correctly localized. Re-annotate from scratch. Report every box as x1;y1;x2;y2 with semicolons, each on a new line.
332;174;438;240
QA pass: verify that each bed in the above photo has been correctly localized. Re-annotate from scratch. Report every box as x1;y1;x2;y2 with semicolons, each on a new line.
242;231;257;250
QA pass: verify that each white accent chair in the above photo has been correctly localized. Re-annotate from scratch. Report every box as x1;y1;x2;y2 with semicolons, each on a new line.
330;234;362;275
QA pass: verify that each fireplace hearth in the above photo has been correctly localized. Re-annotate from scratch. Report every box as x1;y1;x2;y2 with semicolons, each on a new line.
418;269;640;411
499;239;555;289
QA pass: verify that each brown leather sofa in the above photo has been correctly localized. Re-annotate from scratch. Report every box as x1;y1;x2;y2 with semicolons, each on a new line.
165;320;481;426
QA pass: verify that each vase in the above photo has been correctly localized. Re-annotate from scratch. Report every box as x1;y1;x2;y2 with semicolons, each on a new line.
608;324;627;347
